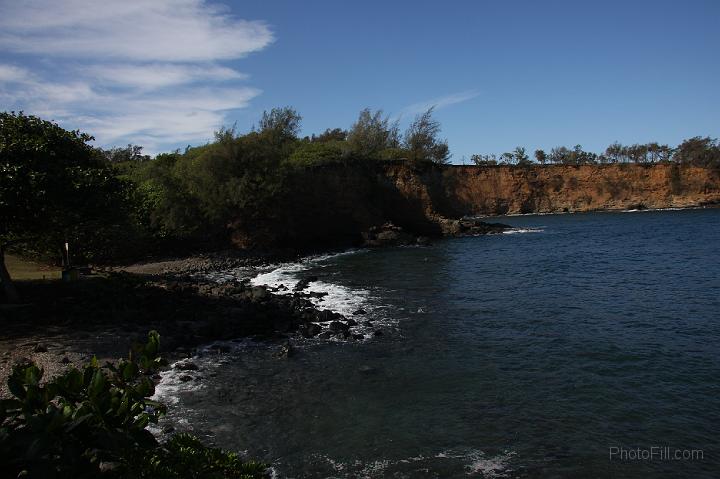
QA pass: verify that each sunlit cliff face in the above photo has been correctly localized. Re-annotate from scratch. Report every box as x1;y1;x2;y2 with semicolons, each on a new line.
229;163;720;249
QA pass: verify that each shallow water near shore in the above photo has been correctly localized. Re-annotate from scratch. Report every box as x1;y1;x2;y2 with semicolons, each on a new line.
155;209;720;478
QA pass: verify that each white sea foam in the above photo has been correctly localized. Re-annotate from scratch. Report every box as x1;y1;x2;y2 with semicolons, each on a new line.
152;363;206;406
502;227;545;234
247;250;398;340
152;339;257;406
463;451;516;477
620;206;687;213
308;448;515;478
202;248;394;340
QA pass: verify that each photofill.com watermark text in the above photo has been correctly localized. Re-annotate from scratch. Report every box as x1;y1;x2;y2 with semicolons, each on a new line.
609;446;704;461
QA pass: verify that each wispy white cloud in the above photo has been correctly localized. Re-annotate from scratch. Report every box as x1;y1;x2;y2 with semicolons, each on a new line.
399;90;480;118
0;0;273;153
83;63;249;91
0;0;273;62
0;64;34;83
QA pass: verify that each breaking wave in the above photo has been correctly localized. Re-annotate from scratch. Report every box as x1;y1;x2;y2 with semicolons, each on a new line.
301;448;516;478
502;227;545;234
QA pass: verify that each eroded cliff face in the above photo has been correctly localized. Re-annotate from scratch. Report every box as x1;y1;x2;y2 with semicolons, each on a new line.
230;163;442;250
230;163;720;249
385;163;720;217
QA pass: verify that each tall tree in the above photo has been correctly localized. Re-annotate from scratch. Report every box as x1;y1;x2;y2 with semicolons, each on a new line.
673;137;720;167
471;154;497;166
605;142;623;163
98;144;151;163
0;112;130;302
311;128;348;143
549;146;571;164
499;152;515;165
403;107;450;164
257;107;302;142
514;146;531;165
347;109;399;157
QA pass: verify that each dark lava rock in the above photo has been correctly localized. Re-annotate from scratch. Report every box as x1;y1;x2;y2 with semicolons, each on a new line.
362;222;415;247
299;323;322;338
162;425;175;434
179;375;194;382
416;236;432;246
249;286;270;301
353;308;367;315
60;357;71;364
328;321;350;333
438;217;511;236
345;317;358;327
275;341;293;359
352;334;365;341
174;361;199;371
363;320;374;327
316;310;343;322
294;276;319;291
317;331;333;340
305;291;329;299
373;330;384;337
33;344;48;353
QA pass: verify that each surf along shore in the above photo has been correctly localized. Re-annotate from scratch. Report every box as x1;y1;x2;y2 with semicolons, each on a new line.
3;198;719;399
1;218;507;399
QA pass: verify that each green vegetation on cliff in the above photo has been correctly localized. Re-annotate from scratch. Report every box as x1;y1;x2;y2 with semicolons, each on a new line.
472;138;720;167
2;107;720;297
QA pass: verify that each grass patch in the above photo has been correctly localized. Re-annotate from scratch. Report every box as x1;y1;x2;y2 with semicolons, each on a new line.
5;254;62;280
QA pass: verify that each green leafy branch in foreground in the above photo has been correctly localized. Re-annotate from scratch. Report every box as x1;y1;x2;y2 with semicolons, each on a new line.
0;331;267;479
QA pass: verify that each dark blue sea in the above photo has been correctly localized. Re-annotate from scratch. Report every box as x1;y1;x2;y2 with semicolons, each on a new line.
156;208;720;478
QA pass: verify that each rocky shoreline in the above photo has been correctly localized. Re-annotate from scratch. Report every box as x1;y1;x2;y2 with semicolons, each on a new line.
156;277;375;342
361;218;510;247
0;275;364;397
0;218;511;397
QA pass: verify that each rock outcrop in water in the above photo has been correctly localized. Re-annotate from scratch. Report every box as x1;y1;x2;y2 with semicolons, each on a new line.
229;162;720;250
163;279;366;341
362;222;421;247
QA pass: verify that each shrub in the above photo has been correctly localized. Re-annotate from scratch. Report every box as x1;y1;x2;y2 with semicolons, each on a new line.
0;331;267;479
286;140;346;167
403;107;450;164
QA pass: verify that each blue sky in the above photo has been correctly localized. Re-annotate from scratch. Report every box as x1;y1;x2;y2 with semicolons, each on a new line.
1;0;718;161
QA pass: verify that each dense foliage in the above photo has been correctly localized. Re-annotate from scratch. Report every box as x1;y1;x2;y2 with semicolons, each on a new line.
2;107;719;278
0;112;141;259
471;137;720;167
0;331;267;479
124;106;450;242
404;107;450;164
0;112;148;301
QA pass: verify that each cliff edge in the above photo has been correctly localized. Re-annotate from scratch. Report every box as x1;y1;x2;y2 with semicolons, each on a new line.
230;163;720;250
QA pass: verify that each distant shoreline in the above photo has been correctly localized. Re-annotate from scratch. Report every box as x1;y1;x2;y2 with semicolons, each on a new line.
475;202;720;218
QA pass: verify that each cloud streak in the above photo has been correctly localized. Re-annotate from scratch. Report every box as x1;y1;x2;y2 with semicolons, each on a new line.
399;90;480;118
0;0;273;62
0;0;273;153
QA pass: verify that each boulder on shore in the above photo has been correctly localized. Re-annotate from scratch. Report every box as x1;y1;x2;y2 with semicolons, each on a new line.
362;222;415;247
435;216;510;236
294;275;318;291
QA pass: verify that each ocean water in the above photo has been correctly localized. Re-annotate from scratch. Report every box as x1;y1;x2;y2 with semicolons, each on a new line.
155;209;720;478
